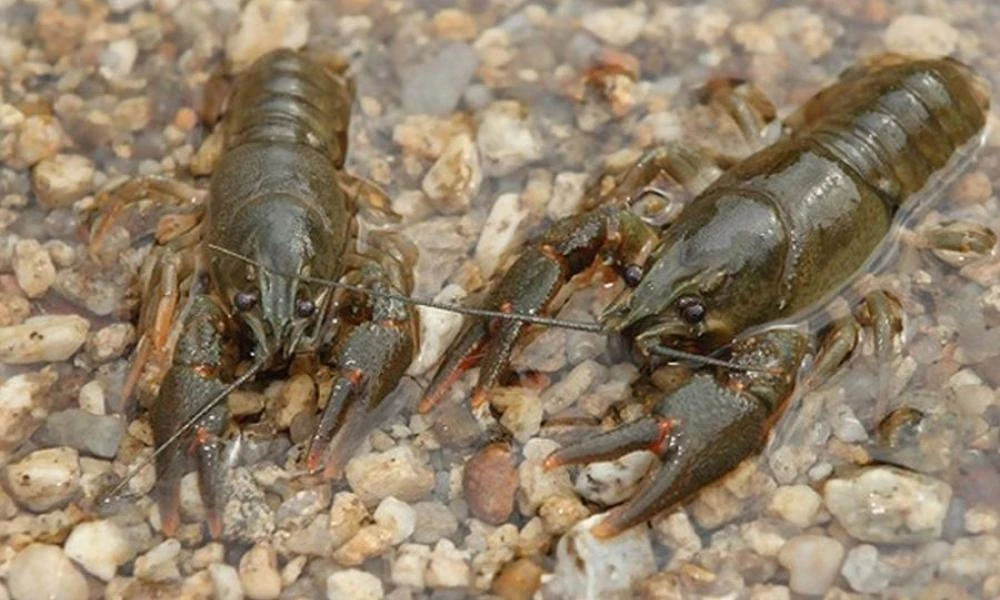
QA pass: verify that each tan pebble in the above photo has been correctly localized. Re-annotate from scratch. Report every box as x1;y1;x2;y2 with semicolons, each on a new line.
0;291;30;326
329;491;369;548
491;558;542;600
63;519;133;581
333;524;395;566
391;543;430;588
432;8;478;40
464;441;518;525
8;544;88;600
952;171;992;206
239;543;282;600
426;539;471;588
883;14;959;57
134;539;181;582
13;239;55;298
226;0;310;73
0;315;90;364
31;154;94;208
13;115;66;168
272;372;316;429
113;97;152;131
326;569;384;600
421;133;482;215
777;535;844;596
173;107;198;131
5;446;81;512
209;563;243;600
539;495;590;534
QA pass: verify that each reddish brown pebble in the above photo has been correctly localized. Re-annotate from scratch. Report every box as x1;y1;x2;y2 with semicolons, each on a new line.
491;558;543;600
463;441;518;525
173;107;198;132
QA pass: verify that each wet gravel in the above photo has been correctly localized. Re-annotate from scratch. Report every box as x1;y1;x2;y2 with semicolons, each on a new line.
2;0;1000;599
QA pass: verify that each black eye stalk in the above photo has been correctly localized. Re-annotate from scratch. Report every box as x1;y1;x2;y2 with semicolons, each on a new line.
295;298;316;318
676;294;706;324
622;264;644;287
233;290;258;312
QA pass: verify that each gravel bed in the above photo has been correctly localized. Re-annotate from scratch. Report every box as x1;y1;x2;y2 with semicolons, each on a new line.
1;1;999;599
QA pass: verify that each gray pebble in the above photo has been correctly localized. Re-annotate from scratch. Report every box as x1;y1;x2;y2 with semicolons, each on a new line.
402;42;479;117
35;409;124;458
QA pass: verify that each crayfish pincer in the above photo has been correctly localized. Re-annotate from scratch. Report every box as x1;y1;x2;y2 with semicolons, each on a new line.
424;54;995;537
94;49;418;538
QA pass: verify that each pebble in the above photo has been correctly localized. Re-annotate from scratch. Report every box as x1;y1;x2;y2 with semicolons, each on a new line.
541;360;605;414
0;370;56;461
333;523;395;566
11;115;67;168
223;467;276;543
494;388;543;443
464;441;519;525
474;192;530;279
84;322;135;363
546;513;656;600
31;154;94;208
840;544;892;594
0;315;90;364
35;409;124;458
964;506;999;533
7;544;88;600
226;0;309;72
476;101;543;177
580;7;646;47
391;543;431;589
422;133;482;214
824;466;952;543
13;239;55;298
777;534;845;596
272;372;316;430
321;492;366;548
767;485;822;528
99;38;138;81
209;564;244;600
548;171;589;220
539;494;591;535
426;539;472;589
491;557;543;600
940;534;1000;581
327;569;384;600
134;539;181;582
830;404;868;442
374;496;416;544
883;14;959;57
0;291;31;327
412;500;459;544
575;450;655;506
518;438;576;514
402;42;479;117
239;543;282;600
432;8;479;41
5;446;81;512
63;519;133;581
408;284;466;376
346;445;436;506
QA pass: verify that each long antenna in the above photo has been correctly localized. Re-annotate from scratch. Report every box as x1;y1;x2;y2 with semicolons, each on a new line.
208;244;604;333
97;359;266;505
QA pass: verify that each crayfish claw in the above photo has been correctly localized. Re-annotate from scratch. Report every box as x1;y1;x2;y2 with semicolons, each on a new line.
543;416;672;471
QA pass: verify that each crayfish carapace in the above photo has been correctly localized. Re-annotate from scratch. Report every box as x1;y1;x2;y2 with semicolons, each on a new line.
422;54;997;538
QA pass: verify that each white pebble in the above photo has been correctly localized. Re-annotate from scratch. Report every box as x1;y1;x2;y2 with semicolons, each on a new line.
425;539;471;589
581;7;646;47
575;450;655;506
226;0;309;72
78;380;105;415
391;543;431;589
0;370;55;462
100;38;138;81
13;239;55;298
345;445;435;506
778;535;844;596
374;496;416;544
5;446;80;512
767;485;822;528
0;315;90;364
474;192;530;279
840;544;892;594
476;101;543;177
548;171;589;220
884;14;959;58
326;569;384;600
31;154;94;208
7;544;88;600
134;539;181;582
209;563;244;600
408;284;466;376
239;543;282;600
63;519;133;581
422;133;482;215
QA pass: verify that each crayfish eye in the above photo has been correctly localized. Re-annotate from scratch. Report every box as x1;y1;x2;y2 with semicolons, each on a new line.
622;264;644;287
676;295;706;324
295;298;316;318
233;290;258;311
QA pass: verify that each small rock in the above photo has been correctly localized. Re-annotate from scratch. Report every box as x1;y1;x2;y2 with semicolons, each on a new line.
7;544;88;600
113;97;152;131
134;538;181;582
432;8;478;41
0;291;31;327
31;154;94;208
426;539;471;589
391;543;431;589
581;7;646;47
209;564;244;600
476;101;543;177
223;467;276;543
464;441;519;525
539;494;590;535
548;171;589;220
226;0;309;72
326;569;384;600
575;450;656;506
546;513;656;600
345;445;435;506
239;543;282;600
333;523;395;566
840;544;892;594
99;38;138;81
402;42;479;117
12;116;67;168
422;133;482;214
272;373;316;430
328;491;369;548
965;506;999;533
412;500;459;544
541;360;606;415
0;315;90;364
275;487;330;531
84;322;135;363
884;14;959;57
474;192;530;279
0;369;56;460
518;438;576;513
824;466;951;544
374;496;417;544
13;239;56;298
5;446;81;512
767;485;822;528
940;534;1000;581
496;387;543;442
63;519;133;581
777;534;845;596
35;409;124;458
408;284;466;376
492;557;543;600
740;519;788;557
830;404;868;442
